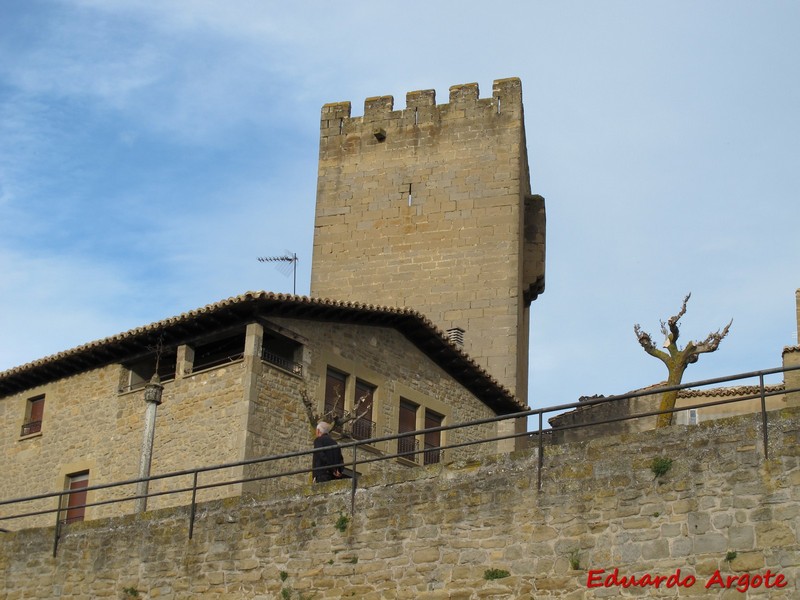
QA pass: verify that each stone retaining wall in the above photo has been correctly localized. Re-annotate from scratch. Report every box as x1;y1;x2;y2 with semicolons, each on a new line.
2;408;798;598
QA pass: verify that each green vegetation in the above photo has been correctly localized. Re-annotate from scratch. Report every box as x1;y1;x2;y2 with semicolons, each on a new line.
725;551;738;562
122;588;140;598
650;457;673;479
483;568;510;580
568;549;581;570
335;514;349;532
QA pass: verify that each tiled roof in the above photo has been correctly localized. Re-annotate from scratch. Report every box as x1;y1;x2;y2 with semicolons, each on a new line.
0;291;526;414
678;383;784;398
551;380;786;424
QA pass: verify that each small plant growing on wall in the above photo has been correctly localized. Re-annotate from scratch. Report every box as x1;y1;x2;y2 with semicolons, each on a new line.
650;457;673;479
122;588;140;598
484;568;510;580
568;549;581;570
335;514;349;533
725;551;737;562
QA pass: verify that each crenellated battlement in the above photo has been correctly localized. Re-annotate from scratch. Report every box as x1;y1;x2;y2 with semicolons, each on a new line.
320;77;523;137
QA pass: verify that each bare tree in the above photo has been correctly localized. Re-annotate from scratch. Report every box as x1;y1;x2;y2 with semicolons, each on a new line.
634;293;732;428
299;388;372;437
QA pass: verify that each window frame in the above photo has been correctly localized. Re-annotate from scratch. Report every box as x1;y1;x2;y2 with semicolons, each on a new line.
62;471;90;524
318;353;385;447
393;384;450;465
21;394;45;437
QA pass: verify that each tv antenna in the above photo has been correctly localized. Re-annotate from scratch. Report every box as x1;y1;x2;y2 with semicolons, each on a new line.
257;252;298;294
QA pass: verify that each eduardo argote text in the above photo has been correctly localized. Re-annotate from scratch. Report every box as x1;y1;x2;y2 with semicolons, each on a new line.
587;567;788;593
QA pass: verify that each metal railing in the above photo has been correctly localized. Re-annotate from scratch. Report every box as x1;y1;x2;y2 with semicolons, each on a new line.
351;416;375;441
262;351;303;376
20;420;42;437
1;364;798;557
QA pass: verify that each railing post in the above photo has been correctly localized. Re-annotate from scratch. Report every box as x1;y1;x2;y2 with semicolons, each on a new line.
537;412;544;491
52;492;63;558
759;374;769;459
188;472;199;540
350;444;358;516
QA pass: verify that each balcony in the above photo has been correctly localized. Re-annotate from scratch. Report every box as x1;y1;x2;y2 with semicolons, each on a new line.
20;420;42;437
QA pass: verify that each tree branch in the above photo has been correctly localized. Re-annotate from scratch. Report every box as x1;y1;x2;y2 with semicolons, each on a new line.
299;388;372;436
634;324;669;363
663;292;691;346
693;318;733;355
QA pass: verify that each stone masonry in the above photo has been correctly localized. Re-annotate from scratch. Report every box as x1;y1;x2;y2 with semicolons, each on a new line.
1;308;506;530
2;408;797;598
311;78;546;405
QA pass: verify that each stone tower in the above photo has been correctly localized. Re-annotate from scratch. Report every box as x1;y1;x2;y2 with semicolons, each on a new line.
310;78;545;405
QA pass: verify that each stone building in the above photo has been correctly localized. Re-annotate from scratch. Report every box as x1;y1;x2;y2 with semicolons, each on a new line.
2;77;544;529
1;292;523;529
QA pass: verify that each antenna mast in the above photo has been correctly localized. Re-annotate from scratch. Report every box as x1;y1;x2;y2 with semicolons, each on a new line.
257;252;298;294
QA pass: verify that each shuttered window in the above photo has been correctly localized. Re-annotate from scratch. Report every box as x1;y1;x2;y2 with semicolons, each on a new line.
21;395;45;436
64;472;89;524
423;410;444;465
398;399;419;459
352;380;375;440
324;369;347;420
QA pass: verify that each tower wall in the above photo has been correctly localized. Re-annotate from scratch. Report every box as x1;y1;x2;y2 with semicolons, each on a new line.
311;78;545;402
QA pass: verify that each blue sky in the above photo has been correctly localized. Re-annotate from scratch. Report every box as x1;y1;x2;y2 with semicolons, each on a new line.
1;1;798;411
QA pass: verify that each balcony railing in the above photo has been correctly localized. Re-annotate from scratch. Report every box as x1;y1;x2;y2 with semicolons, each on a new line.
20;420;42;437
423;442;442;465
397;435;419;461
263;352;303;376
350;417;375;441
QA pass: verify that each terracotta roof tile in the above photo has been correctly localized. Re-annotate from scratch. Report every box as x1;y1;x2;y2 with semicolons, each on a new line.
0;291;525;413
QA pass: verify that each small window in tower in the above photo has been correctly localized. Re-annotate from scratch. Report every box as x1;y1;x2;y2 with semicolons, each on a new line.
21;395;45;436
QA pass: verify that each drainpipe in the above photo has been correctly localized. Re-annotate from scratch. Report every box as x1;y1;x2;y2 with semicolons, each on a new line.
135;374;163;513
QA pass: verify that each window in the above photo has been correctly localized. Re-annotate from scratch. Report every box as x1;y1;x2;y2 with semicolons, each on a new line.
398;399;419;460
324;369;347;421
192;332;246;371
21;395;45;436
62;472;89;524
262;330;303;375
424;409;444;465
688;408;699;426
123;349;177;392
351;380;375;440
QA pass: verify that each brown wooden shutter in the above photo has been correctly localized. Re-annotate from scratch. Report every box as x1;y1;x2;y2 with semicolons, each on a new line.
29;397;45;423
424;410;443;465
398;400;417;433
324;369;347;418
65;473;89;523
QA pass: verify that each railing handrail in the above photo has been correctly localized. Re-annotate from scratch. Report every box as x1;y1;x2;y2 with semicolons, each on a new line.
2;363;799;554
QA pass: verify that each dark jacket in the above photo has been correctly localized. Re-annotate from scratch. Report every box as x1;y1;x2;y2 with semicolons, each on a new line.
312;433;344;482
